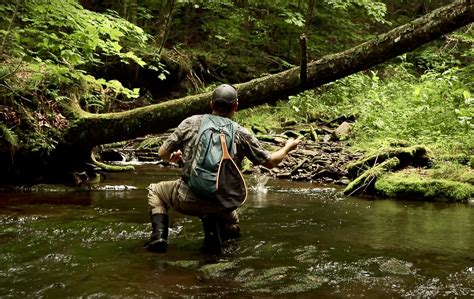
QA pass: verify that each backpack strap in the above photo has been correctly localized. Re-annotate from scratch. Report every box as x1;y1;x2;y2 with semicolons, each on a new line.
192;114;211;148
206;114;237;156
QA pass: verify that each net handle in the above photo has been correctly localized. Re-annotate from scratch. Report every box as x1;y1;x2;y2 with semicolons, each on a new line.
220;133;232;160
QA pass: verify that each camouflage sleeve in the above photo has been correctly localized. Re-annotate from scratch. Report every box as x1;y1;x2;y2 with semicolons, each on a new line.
161;116;196;153
236;125;271;165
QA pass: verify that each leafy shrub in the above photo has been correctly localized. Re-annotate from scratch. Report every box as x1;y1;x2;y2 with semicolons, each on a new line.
0;0;154;113
0;0;156;154
237;57;472;157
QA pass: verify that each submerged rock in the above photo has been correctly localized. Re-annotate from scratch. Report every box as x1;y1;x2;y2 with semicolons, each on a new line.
200;261;237;279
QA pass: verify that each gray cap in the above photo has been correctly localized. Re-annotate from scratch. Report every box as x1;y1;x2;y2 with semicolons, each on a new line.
212;84;238;103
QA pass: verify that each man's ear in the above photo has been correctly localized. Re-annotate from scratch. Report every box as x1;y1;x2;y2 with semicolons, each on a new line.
209;100;213;110
232;101;239;112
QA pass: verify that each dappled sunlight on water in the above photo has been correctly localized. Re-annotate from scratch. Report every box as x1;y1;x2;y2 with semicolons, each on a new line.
0;165;473;297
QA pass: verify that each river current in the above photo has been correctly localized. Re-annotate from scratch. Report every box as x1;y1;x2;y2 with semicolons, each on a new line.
1;165;473;297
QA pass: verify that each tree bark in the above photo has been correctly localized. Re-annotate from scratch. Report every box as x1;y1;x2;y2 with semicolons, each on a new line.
304;0;316;36
299;34;308;86
156;0;176;52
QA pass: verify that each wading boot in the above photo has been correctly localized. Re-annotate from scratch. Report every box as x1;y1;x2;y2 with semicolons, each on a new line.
218;222;241;243
201;215;222;254
144;213;169;253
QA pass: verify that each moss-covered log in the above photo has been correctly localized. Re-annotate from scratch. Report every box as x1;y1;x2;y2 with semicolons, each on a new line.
343;157;400;196
346;145;433;179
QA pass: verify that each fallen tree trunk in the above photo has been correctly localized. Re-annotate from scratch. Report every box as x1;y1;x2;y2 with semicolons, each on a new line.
346;145;433;179
343;157;401;196
344;145;433;195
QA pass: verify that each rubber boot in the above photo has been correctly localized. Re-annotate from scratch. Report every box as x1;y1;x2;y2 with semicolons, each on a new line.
144;213;169;253
201;215;222;254
218;221;241;243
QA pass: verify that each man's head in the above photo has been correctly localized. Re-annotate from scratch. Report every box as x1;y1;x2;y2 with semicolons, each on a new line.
211;84;238;115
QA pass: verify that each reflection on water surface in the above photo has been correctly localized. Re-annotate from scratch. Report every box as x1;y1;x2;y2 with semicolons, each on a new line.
0;165;473;297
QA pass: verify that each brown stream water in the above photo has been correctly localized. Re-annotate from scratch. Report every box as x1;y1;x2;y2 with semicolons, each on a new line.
1;165;473;298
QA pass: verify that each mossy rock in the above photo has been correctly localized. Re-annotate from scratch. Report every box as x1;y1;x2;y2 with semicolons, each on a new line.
165;260;200;269
374;172;474;202
200;261;237;279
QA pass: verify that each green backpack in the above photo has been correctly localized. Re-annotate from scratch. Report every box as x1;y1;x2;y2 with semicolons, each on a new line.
188;114;247;210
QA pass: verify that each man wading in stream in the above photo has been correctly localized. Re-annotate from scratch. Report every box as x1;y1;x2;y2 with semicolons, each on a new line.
145;84;301;253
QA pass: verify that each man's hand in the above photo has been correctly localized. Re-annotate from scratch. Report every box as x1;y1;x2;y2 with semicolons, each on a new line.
158;146;183;164
262;136;303;169
169;150;183;163
285;136;303;152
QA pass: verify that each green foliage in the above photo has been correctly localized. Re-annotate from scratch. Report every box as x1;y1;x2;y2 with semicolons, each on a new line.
324;0;387;23
235;105;281;134
430;161;474;185
295;62;472;156
80;75;140;112
350;65;473;154
0;0;156;113
406;46;463;72
161;0;388;79
281;11;305;28
0;0;163;155
137;136;161;149
238;48;472;159
0;0;470;171
11;0;148;67
0;122;18;147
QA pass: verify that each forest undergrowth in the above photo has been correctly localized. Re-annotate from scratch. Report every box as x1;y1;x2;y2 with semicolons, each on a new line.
235;49;473;183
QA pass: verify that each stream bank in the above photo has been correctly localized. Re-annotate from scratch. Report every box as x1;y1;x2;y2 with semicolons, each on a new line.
98;125;473;202
98;122;364;187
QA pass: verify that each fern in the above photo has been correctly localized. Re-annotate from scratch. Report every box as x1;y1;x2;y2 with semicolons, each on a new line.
137;137;161;149
0;123;19;147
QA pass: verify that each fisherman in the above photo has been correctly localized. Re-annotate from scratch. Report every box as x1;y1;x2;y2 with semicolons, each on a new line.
145;84;301;253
